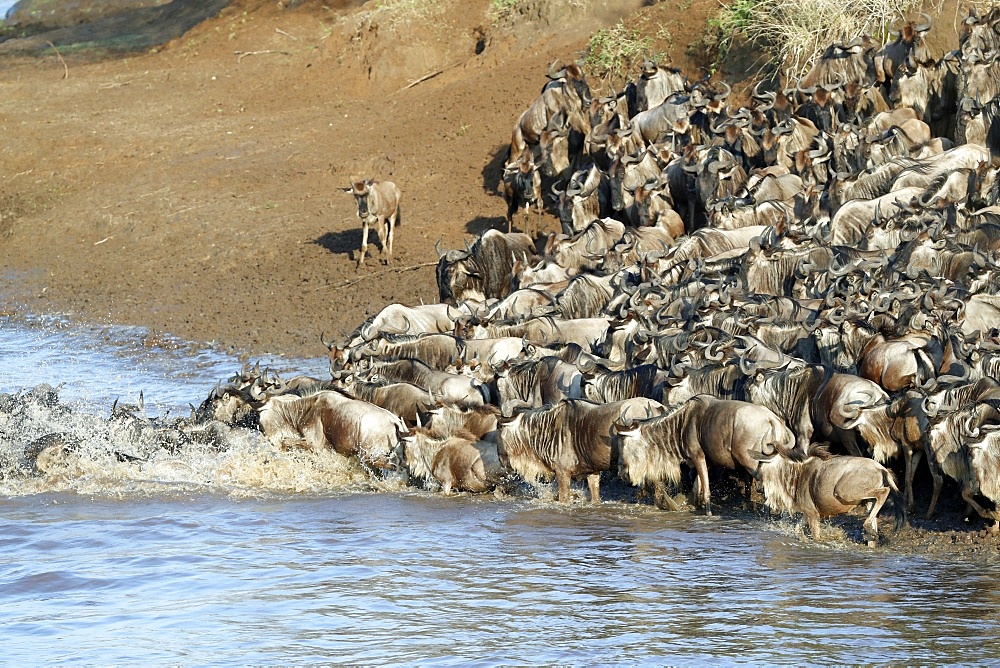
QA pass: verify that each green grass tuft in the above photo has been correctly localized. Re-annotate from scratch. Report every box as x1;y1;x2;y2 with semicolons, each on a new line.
585;20;668;94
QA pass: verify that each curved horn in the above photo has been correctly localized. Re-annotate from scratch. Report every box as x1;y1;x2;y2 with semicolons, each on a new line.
962;414;982;440
714;81;732;100
915;12;932;33
838;399;864;422
808;140;830;159
888;14;903;37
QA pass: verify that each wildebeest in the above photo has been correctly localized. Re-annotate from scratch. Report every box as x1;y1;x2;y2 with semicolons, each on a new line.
366;358;491;408
614;394;796;515
875;14;933;87
436;230;537;304
635;60;687;113
335;374;434;426
343;178;401;268
509;62;592;158
497;397;667;503
502;147;543;235
755;445;905;540
495;355;584;413
401;428;503;494
811;370;894;458
257;391;406;468
194;382;262;430
799;36;878;89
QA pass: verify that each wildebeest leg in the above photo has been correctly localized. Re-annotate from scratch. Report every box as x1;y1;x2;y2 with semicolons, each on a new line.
358;217;370;268
379;217;391;264
556;469;572;503
862;488;889;538
692;453;712;515
385;212;396;263
904;446;921;513
654;482;681;511
806;513;823;540
925;454;944;519
586;473;601;503
960;486;997;523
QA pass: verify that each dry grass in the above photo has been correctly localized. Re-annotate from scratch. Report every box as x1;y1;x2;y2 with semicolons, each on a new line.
730;0;926;76
486;0;589;27
351;0;448;31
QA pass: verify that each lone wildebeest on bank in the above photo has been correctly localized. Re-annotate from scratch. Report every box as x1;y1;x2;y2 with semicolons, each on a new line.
343;178;401;268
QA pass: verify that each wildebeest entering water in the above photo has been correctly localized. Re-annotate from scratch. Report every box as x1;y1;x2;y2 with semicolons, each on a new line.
755;444;906;541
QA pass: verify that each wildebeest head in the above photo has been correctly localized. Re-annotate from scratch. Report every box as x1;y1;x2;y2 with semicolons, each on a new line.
195;383;261;430
961;6;1000;60
504;147;542;207
695;147;746;207
435;240;474;304
877;14;933;84
349;179;373;218
549;61;592;110
800;36;878;90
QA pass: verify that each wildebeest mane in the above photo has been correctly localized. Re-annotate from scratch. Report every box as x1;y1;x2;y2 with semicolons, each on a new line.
617;400;699;486
587;364;664;403
556;274;614;319
500;357;560;406
750;364;824;431
837;158;914;203
501;402;569;481
671;362;750;401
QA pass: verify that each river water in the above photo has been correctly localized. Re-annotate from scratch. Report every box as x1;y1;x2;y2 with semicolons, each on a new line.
2;317;999;664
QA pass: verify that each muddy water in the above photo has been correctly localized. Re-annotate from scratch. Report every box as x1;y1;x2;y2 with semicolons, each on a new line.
2;318;1000;663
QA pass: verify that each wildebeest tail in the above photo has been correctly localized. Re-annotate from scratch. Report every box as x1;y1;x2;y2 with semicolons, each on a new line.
884;469;907;533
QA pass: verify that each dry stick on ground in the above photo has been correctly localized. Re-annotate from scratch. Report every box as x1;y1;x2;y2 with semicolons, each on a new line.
234;49;292;63
399;62;462;92
319;261;438;291
46;41;68;79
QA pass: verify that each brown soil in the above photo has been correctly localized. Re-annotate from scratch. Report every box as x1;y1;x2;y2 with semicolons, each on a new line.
0;0;718;359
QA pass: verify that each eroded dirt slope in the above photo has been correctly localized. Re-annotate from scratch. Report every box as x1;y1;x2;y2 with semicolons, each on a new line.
0;0;718;358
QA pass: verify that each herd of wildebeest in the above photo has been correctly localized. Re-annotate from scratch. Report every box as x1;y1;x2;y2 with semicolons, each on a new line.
14;8;1000;542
